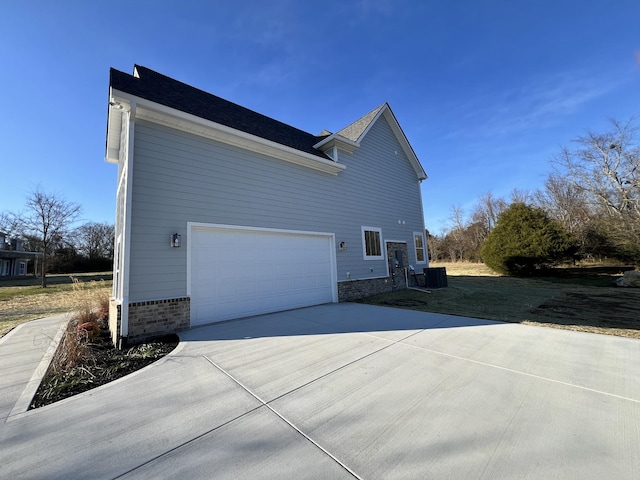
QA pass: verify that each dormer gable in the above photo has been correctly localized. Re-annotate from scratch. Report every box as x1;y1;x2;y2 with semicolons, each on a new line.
314;103;427;181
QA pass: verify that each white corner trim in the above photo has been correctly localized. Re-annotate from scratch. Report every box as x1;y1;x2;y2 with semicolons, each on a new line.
110;90;346;175
119;107;135;338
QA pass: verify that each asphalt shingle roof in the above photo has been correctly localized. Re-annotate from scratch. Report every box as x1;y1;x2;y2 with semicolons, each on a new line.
110;65;330;159
336;104;386;142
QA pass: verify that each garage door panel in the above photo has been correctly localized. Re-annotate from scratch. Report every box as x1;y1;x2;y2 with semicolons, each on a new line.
190;226;335;326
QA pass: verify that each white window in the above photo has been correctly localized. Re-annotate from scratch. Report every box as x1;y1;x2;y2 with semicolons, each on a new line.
362;226;383;260
414;232;426;264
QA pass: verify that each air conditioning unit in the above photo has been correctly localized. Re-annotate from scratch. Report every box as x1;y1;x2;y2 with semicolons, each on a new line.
423;267;448;289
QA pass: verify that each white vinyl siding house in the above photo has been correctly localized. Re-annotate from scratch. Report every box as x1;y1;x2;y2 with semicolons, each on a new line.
106;65;428;345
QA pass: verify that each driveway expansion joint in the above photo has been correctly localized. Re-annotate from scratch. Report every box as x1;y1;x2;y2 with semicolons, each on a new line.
203;354;363;480
402;342;640;404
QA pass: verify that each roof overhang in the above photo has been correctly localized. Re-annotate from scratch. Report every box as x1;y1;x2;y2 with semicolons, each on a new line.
0;250;42;259
313;134;360;154
105;94;125;164
106;89;346;175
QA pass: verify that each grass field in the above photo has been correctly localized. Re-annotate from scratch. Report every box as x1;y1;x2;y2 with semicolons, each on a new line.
361;262;640;339
0;273;112;337
2;265;638;340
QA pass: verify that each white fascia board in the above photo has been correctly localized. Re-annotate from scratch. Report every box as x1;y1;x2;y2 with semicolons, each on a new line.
313;134;360;154
110;90;346;175
381;108;427;181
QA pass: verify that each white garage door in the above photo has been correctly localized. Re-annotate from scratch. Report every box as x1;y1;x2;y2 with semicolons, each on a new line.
190;225;336;326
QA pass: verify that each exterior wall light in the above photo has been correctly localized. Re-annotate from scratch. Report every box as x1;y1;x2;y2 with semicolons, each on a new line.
171;233;181;248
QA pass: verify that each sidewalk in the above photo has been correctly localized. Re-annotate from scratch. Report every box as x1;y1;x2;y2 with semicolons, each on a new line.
0;315;68;421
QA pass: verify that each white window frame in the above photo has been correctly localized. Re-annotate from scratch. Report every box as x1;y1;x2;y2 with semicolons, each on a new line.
414;232;426;264
361;226;384;260
113;236;122;299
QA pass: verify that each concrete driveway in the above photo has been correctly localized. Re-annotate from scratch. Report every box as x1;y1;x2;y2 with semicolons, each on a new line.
1;303;639;479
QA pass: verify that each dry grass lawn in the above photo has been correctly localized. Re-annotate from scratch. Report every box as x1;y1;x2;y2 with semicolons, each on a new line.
0;274;112;337
362;262;640;339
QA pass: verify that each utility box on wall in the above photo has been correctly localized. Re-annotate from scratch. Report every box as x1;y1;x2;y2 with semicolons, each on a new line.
423;267;448;289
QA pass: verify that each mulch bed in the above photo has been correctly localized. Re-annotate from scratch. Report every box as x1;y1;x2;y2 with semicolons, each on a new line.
30;325;178;409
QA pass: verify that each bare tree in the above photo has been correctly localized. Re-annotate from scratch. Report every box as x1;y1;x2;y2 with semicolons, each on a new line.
74;222;115;260
13;188;81;287
552;118;640;261
555;118;640;218
534;173;591;236
471;192;507;233
425;230;443;263
0;211;17;236
509;188;533;205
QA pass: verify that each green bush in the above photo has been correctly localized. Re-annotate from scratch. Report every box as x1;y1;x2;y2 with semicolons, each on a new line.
481;203;577;276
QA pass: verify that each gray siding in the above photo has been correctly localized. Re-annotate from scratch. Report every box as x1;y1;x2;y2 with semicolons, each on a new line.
127;115;425;302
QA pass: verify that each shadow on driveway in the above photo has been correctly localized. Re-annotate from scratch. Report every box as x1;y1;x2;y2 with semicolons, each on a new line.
180;302;500;342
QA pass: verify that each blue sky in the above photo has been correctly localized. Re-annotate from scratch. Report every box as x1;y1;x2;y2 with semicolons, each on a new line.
2;1;639;234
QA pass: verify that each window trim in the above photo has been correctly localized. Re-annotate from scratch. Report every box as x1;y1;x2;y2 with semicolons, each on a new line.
361;226;384;260
413;231;426;264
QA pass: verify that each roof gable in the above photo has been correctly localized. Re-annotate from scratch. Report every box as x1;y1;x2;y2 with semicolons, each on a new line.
335;103;427;181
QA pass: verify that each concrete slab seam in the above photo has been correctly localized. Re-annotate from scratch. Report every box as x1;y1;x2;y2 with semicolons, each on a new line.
265;328;429;405
111;403;265;479
402;342;640;404
203;354;363;480
5;318;69;422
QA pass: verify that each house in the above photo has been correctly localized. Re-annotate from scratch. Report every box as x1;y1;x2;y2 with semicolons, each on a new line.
0;233;41;277
106;65;429;347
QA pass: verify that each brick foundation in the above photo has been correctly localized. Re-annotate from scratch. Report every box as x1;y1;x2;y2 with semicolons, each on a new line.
109;297;190;347
338;277;395;301
127;297;190;344
338;242;420;301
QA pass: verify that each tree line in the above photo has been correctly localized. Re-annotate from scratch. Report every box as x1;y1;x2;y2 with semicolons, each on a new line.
1;188;114;286
428;118;640;268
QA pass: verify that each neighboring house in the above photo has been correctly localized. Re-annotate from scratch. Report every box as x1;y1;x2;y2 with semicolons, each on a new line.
0;233;41;277
106;65;429;346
